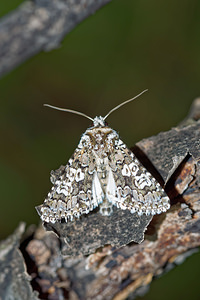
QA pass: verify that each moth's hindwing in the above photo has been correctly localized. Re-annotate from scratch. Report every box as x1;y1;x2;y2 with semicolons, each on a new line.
107;139;170;216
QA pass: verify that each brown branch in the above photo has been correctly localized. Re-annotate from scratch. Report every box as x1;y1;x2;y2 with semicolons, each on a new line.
1;98;200;300
0;0;111;78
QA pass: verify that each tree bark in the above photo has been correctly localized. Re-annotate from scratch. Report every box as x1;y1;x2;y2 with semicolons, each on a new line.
0;0;111;78
1;98;200;300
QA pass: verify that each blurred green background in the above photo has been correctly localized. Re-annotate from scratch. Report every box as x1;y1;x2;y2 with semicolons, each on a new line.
0;0;200;299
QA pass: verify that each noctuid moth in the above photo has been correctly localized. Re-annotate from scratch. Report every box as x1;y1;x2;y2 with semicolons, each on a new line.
37;90;170;223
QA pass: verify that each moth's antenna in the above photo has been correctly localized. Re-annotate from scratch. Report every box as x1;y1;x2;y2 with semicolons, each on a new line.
103;89;148;121
44;104;94;122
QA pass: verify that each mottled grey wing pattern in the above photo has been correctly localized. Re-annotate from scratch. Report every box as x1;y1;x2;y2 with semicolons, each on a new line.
40;147;98;223
108;139;170;216
39;124;170;223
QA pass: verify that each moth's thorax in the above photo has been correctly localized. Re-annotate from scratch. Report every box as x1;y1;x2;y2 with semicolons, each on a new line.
78;125;119;157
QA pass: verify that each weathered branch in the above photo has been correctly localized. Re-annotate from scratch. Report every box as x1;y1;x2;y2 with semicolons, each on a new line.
0;0;111;78
0;223;39;300
1;98;200;300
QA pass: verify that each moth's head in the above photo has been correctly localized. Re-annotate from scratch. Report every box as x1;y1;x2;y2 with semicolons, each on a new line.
93;116;107;127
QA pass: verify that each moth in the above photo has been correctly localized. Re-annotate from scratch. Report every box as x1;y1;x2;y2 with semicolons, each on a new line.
38;90;170;223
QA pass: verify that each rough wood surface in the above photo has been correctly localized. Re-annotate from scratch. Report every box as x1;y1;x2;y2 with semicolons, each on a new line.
0;223;39;300
0;0;111;78
36;205;152;256
1;98;200;300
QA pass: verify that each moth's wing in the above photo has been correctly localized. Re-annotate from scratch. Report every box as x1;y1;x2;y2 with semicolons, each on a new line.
107;139;170;216
40;146;103;223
